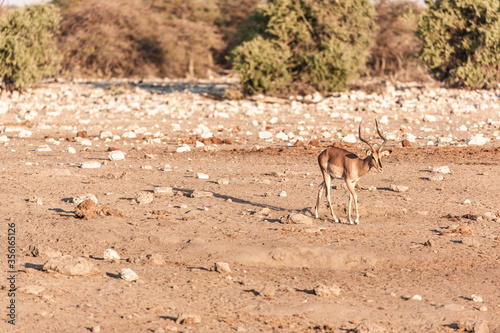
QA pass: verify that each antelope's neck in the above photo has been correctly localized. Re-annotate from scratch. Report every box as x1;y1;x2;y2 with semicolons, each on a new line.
357;156;372;177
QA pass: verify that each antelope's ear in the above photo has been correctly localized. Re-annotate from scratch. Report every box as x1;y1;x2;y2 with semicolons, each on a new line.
381;149;392;157
366;150;372;156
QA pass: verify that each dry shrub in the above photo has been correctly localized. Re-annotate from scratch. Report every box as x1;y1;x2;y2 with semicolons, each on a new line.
367;0;430;82
57;0;224;78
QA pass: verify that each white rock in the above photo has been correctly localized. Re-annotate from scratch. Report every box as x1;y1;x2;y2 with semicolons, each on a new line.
120;268;139;282
458;125;468;131
176;144;191;153
462;199;471;205
67;147;76;154
80;138;92;146
471;294;483;302
390;184;409;192
135;192;154;204
0;101;8;114
99;131;113;139
269;117;278;124
195;141;204;148
217;178;229;185
73;193;98;205
108;150;125;161
0;135;9;142
342;134;357;144
314;284;341;297
276;132;288;140
467;134;490;146
196;173;209;179
37;145;52;152
122;131;137;139
431;166;451;174
259;131;273;139
103;249;120;260
410;295;423;301
18;130;32;138
278;191;287;197
80;161;101;169
379;115;389;125
423;115;436;122
214;262;231;274
403;133;416;142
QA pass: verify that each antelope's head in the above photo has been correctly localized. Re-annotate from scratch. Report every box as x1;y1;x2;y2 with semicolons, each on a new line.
359;119;392;172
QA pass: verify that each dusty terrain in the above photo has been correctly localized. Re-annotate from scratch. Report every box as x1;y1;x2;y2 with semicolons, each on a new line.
1;79;499;332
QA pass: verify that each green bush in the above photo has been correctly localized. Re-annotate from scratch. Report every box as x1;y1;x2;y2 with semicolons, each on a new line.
417;0;500;88
0;5;61;91
231;36;292;94
230;0;376;94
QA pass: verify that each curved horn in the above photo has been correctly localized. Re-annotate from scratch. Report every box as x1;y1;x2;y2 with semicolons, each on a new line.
358;120;374;151
375;118;388;151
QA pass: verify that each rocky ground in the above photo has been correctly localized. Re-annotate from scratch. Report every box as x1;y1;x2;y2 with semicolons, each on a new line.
1;78;499;332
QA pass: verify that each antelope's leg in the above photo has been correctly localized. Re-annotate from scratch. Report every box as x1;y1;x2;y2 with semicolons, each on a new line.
324;174;339;222
314;181;325;218
346;180;359;225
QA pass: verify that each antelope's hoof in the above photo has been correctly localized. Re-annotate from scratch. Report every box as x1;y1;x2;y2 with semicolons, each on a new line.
348;220;354;225
354;219;359;225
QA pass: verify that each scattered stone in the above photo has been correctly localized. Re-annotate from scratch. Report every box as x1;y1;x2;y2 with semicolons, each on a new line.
479;305;488;312
314;284;341;297
103;249;120;261
135;192;154;204
99;131;113;139
431;166;451;174
18;285;45;296
462;237;480;248
108;150;125;161
76;130;88;138
342;133;357;144
19;130;32;138
458;320;489;333
410;295;423;301
259;131;272;139
278;191;287;197
73;193;98;205
0;135;9;142
190;190;213;198
471;294;483;302
147;254;166;266
43;255;98;276
67;147;76;154
27;196;43;205
37;144;52;152
462;199;471;205
214;262;231;274
176;313;201;325
217;178;229;185
254;207;271;216
120;268;139;282
257;285;276;299
280;213;313;225
29;245;62;258
402;139;412;147
92;325;101;333
354;322;387;333
390;184;409;192
154;187;174;197
176;144;191;153
196;173;209;179
467;134;490;146
80;161;101;169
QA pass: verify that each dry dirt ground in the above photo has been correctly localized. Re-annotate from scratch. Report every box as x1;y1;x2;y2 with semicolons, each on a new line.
1;81;500;333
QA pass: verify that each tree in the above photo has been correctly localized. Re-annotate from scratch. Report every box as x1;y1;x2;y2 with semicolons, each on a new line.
0;4;61;91
417;0;500;88
230;0;376;94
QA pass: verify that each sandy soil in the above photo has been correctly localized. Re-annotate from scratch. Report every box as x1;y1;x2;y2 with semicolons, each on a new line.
1;81;499;333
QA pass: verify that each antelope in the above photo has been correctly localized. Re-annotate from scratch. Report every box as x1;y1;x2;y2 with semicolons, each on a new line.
314;119;391;224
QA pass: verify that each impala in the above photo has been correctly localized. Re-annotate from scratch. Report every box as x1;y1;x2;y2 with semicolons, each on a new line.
314;119;391;224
